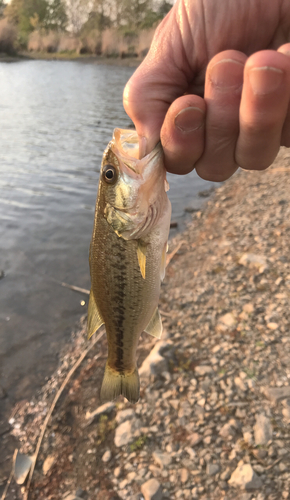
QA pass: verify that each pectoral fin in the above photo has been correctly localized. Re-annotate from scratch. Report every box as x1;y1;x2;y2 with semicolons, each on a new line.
160;242;168;281
137;241;147;279
87;291;104;339
144;307;163;339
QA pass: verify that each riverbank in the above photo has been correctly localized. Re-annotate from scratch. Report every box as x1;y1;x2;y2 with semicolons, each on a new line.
2;148;290;500
0;52;142;66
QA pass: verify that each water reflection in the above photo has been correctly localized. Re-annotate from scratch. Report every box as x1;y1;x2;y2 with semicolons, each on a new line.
0;60;217;414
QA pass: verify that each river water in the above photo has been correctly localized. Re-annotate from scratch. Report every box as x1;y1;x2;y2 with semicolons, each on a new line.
0;60;217;418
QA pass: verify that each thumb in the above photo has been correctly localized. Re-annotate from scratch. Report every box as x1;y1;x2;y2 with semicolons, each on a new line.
123;13;193;158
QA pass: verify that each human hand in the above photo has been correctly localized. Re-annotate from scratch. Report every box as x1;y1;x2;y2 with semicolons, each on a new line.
123;0;290;181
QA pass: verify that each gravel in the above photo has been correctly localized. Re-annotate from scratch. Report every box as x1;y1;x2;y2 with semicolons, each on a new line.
4;148;290;500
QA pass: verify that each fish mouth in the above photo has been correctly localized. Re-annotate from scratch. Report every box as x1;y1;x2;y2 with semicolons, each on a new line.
112;128;161;175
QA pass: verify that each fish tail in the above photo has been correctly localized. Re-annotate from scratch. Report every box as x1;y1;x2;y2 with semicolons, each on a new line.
100;364;140;404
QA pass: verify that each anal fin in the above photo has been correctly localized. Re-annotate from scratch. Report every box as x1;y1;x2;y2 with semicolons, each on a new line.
144;307;163;339
87;290;104;339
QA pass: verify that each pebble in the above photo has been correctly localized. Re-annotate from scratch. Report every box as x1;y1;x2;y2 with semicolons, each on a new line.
228;464;263;490
42;455;56;475
195;365;213;376
254;414;273;445
115;409;135;424
102;450;111;463
152;450;172;469
139;341;170;377
179;468;189;483
85;402;115;423
141;478;162;500
206;463;220;476
263;386;290;404
114;419;140;447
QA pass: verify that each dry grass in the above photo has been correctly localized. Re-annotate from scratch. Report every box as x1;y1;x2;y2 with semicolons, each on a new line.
28;31;80;53
0;18;17;54
27;27;155;56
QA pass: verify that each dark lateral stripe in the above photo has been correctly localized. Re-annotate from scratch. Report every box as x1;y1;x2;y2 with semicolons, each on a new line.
112;250;128;373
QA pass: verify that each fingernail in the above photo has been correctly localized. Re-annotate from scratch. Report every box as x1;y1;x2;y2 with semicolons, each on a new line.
210;59;244;89
249;66;283;95
175;107;205;133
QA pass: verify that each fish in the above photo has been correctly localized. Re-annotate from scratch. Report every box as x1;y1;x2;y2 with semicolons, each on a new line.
88;128;171;404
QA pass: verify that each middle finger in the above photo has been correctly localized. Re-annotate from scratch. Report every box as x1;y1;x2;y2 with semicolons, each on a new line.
195;50;246;181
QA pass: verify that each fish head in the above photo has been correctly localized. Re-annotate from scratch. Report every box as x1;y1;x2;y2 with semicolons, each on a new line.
99;128;168;239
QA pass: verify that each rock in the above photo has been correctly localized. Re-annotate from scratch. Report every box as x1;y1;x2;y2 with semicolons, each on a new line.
189;433;202;446
102;450;111;463
206;463;220;476
114;419;140;447
195;365;213;376
235;377;247;392
75;489;87;499
185;446;196;459
228;464;262;490
263;386;290;404
219;419;238;438
116;409;135;424
267;322;279;330
85;402;115;423
62;495;84;500
114;467;121;478
141;478;162;500
184;204;200;213
254;414;273;445
239;253;267;271
220;468;231;481
152;450;172;469
42;455;56;475
243;303;254;314
13;451;33;485
180;468;189;483
217;312;237;331
139;341;171;378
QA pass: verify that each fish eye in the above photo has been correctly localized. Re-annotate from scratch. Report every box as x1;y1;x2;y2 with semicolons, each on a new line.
102;164;117;184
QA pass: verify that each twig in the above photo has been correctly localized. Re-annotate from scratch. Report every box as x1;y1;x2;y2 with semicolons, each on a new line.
159;309;173;318
166;240;187;266
23;329;104;500
61;282;90;295
265;452;290;471
1;450;17;500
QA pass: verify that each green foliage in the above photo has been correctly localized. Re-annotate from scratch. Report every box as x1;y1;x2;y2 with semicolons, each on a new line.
45;0;67;31
130;434;147;451
5;0;67;34
0;0;5;18
81;10;111;35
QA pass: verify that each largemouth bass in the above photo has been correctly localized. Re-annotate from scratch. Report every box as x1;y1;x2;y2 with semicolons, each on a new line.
88;129;171;403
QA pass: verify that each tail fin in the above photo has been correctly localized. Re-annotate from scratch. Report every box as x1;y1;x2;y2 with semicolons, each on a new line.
100;364;140;404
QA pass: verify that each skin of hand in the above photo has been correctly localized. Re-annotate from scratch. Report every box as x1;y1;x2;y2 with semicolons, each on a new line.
123;0;290;181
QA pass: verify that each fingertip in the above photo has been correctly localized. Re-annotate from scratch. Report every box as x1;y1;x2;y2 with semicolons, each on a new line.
278;43;290;57
161;95;206;174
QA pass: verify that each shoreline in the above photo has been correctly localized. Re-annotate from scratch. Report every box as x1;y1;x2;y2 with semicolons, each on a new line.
2;149;290;499
0;52;143;66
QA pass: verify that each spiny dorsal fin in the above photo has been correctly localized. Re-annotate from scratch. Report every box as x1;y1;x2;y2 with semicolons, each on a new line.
144;307;163;339
87;290;104;339
137;240;147;279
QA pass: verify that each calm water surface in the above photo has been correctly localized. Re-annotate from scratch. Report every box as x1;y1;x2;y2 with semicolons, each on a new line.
0;60;217;416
